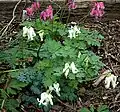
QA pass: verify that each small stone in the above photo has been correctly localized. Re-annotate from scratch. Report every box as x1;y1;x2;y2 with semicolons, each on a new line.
103;96;108;100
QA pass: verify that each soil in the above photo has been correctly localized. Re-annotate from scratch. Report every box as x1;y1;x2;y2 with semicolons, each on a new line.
0;1;120;112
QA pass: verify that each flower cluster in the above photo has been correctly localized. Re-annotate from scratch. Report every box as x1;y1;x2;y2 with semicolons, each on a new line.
105;73;118;89
90;1;105;19
38;30;44;41
26;2;40;16
23;26;36;41
67;0;77;10
25;2;53;21
63;62;79;78
40;5;53;21
49;83;60;96
23;26;45;41
37;83;60;106
68;23;81;39
37;91;53;106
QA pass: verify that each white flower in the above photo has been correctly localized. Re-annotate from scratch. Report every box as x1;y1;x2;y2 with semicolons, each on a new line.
73;25;81;34
63;62;70;78
105;74;118;89
27;27;36;40
70;62;79;74
49;83;61;96
22;10;28;21
23;26;28;37
23;26;36;41
37;91;53;106
38;30;44;41
64;69;70;78
63;63;70;78
49;85;54;92
78;51;81;58
68;27;76;39
63;62;79;78
53;83;60;96
68;25;80;39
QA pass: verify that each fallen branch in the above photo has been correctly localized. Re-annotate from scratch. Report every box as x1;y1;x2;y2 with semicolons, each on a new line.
92;70;111;87
0;0;22;39
92;74;106;87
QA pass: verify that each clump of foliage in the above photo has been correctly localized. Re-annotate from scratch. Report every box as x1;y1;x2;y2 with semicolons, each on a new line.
0;1;106;111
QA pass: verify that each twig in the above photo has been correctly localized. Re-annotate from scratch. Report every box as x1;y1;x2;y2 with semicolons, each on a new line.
78;11;90;23
108;57;116;75
115;92;120;101
1;77;10;111
112;93;120;111
109;100;120;107
92;70;111;87
0;24;7;34
0;0;22;39
105;51;120;63
92;74;106;87
117;108;120;112
104;49;117;75
1;99;5;111
66;10;70;24
59;5;67;22
0;17;15;38
50;0;62;16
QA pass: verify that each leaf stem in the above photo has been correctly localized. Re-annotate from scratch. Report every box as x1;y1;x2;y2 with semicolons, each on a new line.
0;69;20;74
37;44;42;60
1;99;5;111
0;76;10;111
66;10;70;24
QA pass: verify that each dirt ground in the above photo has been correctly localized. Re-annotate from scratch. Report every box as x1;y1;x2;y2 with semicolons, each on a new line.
82;20;120;112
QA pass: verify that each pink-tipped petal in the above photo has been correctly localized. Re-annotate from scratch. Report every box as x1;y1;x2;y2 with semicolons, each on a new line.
32;2;40;11
40;11;47;20
26;7;34;16
90;1;105;19
40;5;53;21
99;2;105;9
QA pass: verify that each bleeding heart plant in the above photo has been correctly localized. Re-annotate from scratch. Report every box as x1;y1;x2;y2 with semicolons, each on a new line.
0;1;105;112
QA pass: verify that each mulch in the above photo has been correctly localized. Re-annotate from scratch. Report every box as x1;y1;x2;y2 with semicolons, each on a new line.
84;19;120;112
